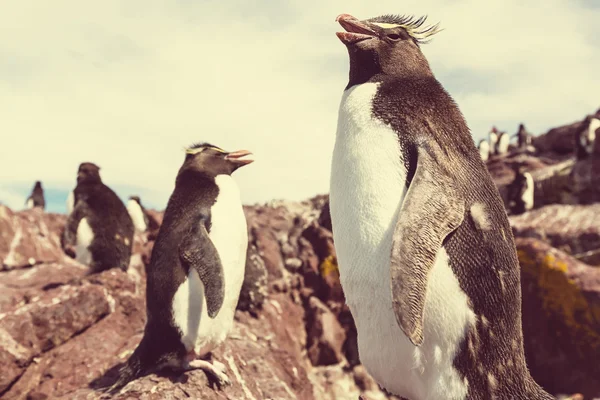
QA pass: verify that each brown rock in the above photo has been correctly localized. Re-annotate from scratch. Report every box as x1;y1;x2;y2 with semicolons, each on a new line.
570;157;600;204
306;296;346;366
0;207;67;271
237;243;269;314
511;204;600;265
517;238;600;397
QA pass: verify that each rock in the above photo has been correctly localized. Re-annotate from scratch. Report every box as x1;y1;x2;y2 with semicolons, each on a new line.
0;207;66;271
284;257;303;271
517;238;600;398
0;202;397;400
306;296;346;366
533;110;600;156
511;204;600;265
237;244;269;314
570;157;600;205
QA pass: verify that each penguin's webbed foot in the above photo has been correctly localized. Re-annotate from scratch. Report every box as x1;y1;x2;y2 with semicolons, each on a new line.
187;359;231;389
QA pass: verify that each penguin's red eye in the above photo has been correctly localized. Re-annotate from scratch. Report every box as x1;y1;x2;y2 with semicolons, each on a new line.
387;33;401;40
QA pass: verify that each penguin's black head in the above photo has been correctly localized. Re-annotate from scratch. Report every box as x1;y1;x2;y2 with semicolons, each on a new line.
34;181;42;189
77;162;102;184
129;195;141;204
336;13;441;86
181;143;254;176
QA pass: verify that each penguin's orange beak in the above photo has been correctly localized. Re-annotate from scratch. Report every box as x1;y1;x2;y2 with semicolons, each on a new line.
335;14;377;45
225;150;254;166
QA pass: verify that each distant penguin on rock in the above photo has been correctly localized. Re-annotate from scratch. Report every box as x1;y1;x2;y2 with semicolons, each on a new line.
575;115;600;160
61;162;134;273
107;143;254;394
330;12;553;400
488;126;499;156
26;181;45;210
507;166;535;215
478;139;490;162
127;195;150;233
516;123;532;150
496;130;510;155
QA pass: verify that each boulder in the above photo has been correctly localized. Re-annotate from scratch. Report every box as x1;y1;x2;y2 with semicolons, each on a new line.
511;204;600;265
517;238;600;398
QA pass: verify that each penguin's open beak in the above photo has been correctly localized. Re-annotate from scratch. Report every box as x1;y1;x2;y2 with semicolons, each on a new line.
335;14;377;45
225;150;254;166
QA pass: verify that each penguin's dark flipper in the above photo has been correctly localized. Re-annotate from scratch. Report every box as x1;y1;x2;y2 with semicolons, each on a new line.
389;138;465;347
179;215;225;318
62;199;86;252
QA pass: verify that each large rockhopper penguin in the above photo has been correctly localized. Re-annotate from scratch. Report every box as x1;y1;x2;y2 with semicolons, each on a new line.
329;13;554;400
61;162;134;273
107;143;254;394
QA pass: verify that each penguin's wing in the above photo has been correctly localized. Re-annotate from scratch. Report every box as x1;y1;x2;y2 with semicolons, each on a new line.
179;215;225;318
62;198;86;249
390;138;465;347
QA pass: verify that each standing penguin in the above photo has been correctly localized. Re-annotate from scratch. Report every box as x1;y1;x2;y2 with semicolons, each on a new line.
488;126;499;156
477;139;489;162
516;123;532;149
507;166;535;215
61;162;134;273
575;115;600;160
496;130;510;155
127;195;150;233
330;13;553;400
108;143;253;394
26;181;45;210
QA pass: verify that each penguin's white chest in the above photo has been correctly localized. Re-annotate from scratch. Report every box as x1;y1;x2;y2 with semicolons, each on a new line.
329;82;474;400
478;141;489;161
26;198;34;209
66;190;75;215
127;200;147;232
522;172;535;211
172;175;248;355
497;133;509;154
75;218;94;266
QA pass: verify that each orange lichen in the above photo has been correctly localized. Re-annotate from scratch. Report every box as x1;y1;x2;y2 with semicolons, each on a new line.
319;255;339;279
518;246;600;356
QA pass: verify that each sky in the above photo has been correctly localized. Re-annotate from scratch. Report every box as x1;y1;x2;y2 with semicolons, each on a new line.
1;0;599;213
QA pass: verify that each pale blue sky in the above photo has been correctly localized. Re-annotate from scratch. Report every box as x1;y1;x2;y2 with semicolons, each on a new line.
1;0;599;213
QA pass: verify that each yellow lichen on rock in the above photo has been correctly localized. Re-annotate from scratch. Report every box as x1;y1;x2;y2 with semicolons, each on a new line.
518;246;600;356
319;255;339;279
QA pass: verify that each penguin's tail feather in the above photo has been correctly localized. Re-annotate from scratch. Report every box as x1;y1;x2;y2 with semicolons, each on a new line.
102;349;146;395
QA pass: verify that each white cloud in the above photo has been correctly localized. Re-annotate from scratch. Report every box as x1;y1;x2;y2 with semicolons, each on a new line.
0;0;599;210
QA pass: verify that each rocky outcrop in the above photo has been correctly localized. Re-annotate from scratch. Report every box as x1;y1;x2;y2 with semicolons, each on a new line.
0;206;66;271
517;238;600;397
511;204;600;265
1;185;598;398
532;108;600;156
0;201;397;400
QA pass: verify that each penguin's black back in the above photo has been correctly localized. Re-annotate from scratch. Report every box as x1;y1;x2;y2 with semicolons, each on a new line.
28;183;45;209
74;181;134;272
372;76;551;398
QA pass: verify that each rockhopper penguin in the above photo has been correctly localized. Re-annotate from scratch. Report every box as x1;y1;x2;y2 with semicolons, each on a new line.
575;115;600;160
127;195;150;233
107;143;253;394
61;162;134;273
507;166;535;215
496;130;510;155
329;13;554;400
26;181;45;210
